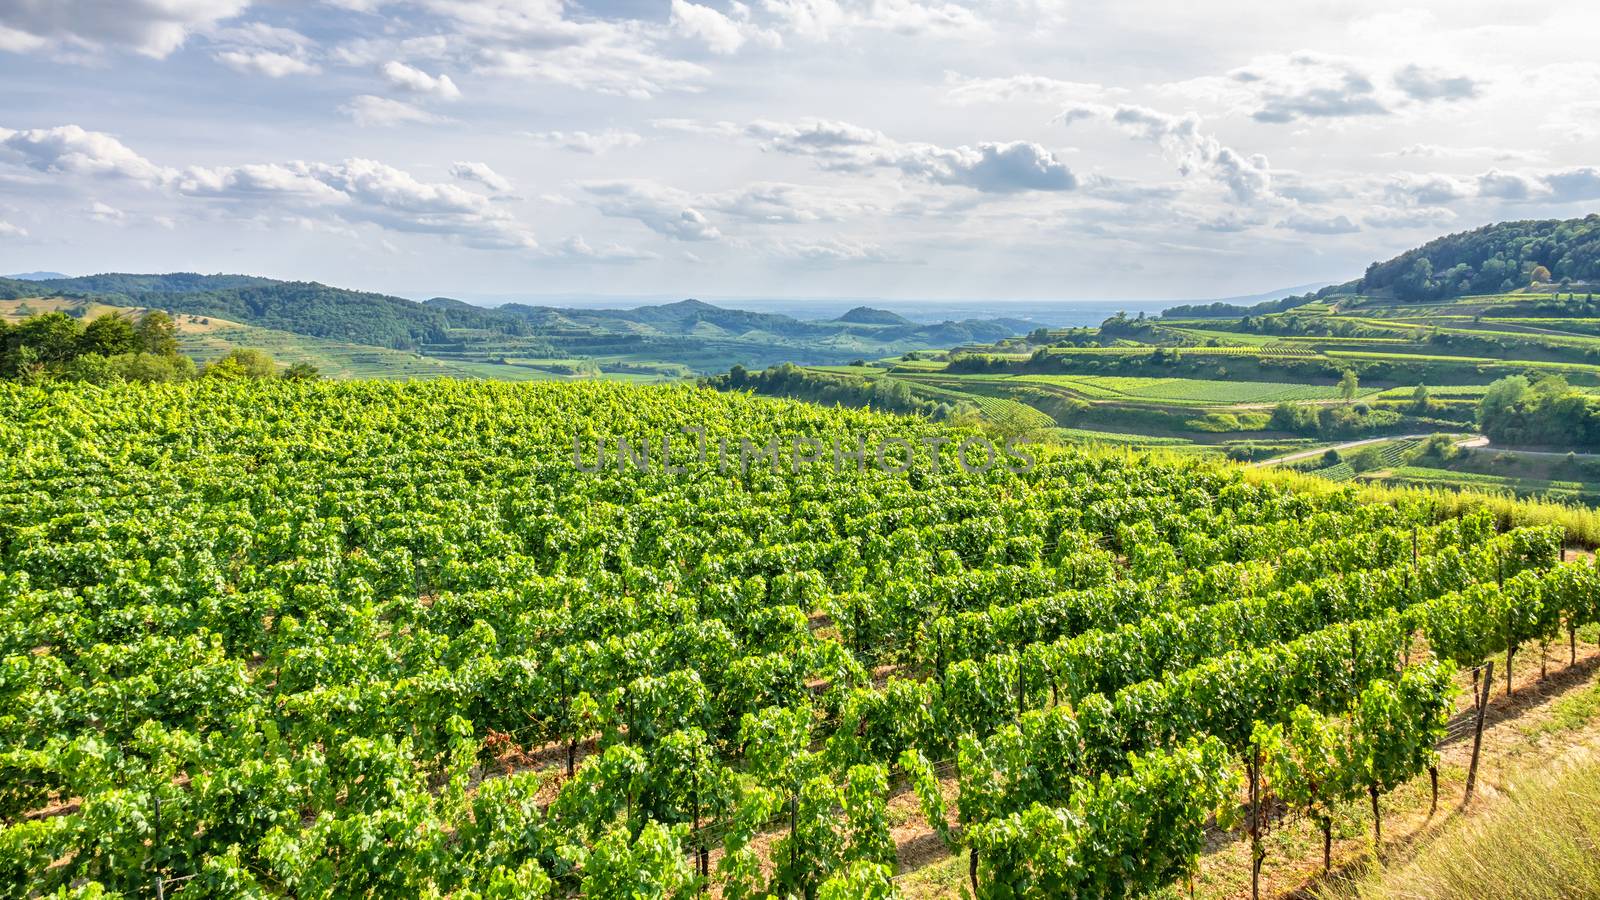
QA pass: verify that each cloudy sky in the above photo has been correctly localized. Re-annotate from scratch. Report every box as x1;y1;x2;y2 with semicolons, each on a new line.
0;0;1596;303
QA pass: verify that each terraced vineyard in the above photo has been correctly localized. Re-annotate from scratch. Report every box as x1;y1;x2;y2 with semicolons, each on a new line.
996;374;1367;404
1;380;1596;899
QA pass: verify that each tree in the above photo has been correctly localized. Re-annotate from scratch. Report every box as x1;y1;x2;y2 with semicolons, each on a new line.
1530;264;1552;284
207;348;277;379
80;314;139;357
1346;445;1385;473
283;362;321;381
1411;383;1431;412
136;310;179;356
12;311;84;362
60;354;122;385
112;352;195;383
1338;369;1359;403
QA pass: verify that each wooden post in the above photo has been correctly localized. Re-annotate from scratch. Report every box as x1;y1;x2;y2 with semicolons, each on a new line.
1506;645;1515;696
1249;747;1264;900
1369;784;1381;848
153;795;164;900
1465;661;1493;802
1429;766;1438;816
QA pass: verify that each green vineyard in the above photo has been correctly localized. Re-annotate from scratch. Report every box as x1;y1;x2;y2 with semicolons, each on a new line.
1;380;1597;899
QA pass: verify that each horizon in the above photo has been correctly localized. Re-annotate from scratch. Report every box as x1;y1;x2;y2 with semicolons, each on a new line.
3;2;1597;300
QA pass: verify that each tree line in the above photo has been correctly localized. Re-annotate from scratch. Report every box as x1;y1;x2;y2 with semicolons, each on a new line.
0;310;316;384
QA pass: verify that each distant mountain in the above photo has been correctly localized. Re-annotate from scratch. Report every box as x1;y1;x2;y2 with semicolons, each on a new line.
0;272;1037;373
835;306;914;326
0;273;531;350
5;271;69;281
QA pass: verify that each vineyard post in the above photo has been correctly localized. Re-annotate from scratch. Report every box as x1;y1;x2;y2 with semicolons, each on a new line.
692;746;706;890
1320;815;1332;874
1465;660;1493;802
1506;638;1515;697
153;794;164;900
1369;784;1381;849
1247;744;1264;900
1412;525;1418;568
1428;765;1438;816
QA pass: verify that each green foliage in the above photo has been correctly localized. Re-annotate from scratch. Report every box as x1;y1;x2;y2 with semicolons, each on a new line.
1478;374;1600;448
0;379;1585;899
206;348;278;379
1361;215;1600;300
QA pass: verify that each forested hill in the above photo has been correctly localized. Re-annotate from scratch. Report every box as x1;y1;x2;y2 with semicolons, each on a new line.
0;273;502;350
0;272;1035;358
1161;215;1600;317
1358;215;1600;300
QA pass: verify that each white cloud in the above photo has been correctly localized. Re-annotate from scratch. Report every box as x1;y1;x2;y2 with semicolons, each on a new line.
776;236;896;265
340;95;443;127
0;219;27;238
1392;64;1481;102
0;125;175;184
1179;53;1487;126
477;41;709;98
581;180;723;241
88;201;125;222
702;182;872;223
1382;172;1472;206
670;0;780;54
1382;166;1600;207
449;161;512;192
761;0;984;40
747;118;1076;192
216;50;320;77
1061;104;1271;203
0;123;540;251
550;235;659;262
380;61;462;99
1278;212;1358;234
1364;206;1456;229
1384;144;1544;164
943;73;1110;106
0;0;250;58
650;118;743;137
1231;54;1388;123
522;129;643;154
1544;168;1600;203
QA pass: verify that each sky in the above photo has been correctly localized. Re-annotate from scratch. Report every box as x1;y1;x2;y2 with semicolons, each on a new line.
0;0;1597;305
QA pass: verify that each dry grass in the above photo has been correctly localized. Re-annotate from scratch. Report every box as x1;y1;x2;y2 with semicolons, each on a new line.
1315;753;1600;900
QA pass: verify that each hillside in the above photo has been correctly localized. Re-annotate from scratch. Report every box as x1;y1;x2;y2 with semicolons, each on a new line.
2;378;1595;899
1359;215;1600;301
0;273;1034;376
836;306;915;326
712;215;1600;508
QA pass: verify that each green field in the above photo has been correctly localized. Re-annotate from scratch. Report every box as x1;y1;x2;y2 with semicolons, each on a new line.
1007;374;1369;404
